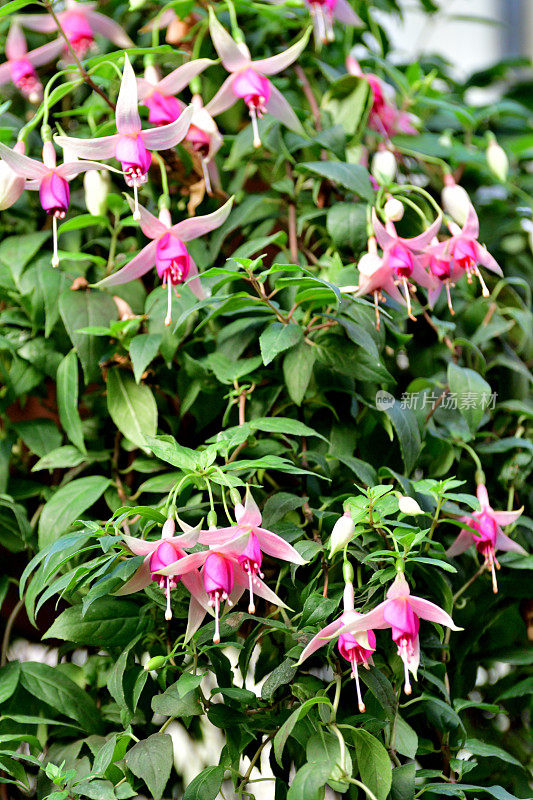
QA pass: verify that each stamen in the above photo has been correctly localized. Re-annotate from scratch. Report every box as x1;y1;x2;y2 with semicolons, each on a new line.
311;10;321;48
165;577;172;621
201;157;212;194
315;4;326;43
400;643;412;695
52;215;59;268
165;279;173;327
325;10;335;41
247;567;255;614
132;182;140;221
373;290;381;330
213;594;221;644
445;281;455;315
402;277;416;321
473;264;490;297
250;106;261;149
351;656;365;713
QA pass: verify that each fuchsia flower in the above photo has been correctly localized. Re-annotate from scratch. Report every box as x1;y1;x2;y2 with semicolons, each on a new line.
54;55;194;217
346;57;417;137
0;22;64;103
95;197;233;326
208;10;309;148
199;488;307;613
18;0;134;58
116;516;203;622
299;581;376;712
447;484;525;594
306;0;361;47
426;204;502;313
0;141;26;210
337;572;460;695
137;60;214;125
0;139;107;267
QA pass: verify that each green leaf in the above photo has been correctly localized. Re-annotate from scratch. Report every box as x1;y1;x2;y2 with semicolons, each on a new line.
261;659;297;700
107;369;157;450
447;363;492;433
43;598;148;648
32;445;89;471
151;684;202;717
77;780;116;800
182;765;225;800
392;716;418;759
129;334;162;383
287;761;332;800
377;391;422;474
124;734;173;800
463;738;522;767
56;351;86;453
259;323;303;366
274;696;332;765
144;435;199;470
20;662;101;732
0;662;20;704
0;231;50;282
206;352;263;384
300;161;374;201
38;475;110;547
321;75;372;137
391;763;415;800
59;291;118;383
13;419;62;459
283;340;316;405
351;728;392;800
327;203;368;251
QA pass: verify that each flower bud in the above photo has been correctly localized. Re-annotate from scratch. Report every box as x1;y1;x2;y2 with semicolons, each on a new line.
398;495;423;515
162;517;175;538
358;251;382;277
84;169;110;216
144;655;167;671
0;140;25;210
229;488;241;506
329;511;355;557
384;196;404;222
441;176;470;226
371;148;396;185
486;139;509;182
343;562;354;583
207;509;218;529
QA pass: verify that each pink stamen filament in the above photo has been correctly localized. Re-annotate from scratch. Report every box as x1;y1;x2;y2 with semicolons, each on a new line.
373;290;381;330
249;105;261;149
401;277;416;321
473;264;490;297
242;560;263;614
201;157;212;194
350;654;365;713
132;182;140;221
165;577;172;621
445;281;455;315
398;640;412;695
208;589;234;644
52;216;59;268
165;278;172;328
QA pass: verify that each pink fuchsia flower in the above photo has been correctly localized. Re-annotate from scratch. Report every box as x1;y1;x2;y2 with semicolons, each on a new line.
338;572;460;695
0;139;107;267
447;484;525;594
208;10;310;148
299;581;376;712
346;57;417;138
199;488;307;613
306;0;361;47
137;59;214;125
0;22;64;103
116;516;202;621
18;0;133;59
95;197;233;326
155;545;288;644
428;204;502;304
54;55;194;217
0;140;26;210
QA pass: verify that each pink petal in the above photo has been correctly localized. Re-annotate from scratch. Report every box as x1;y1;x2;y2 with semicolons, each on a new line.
27;38;65;68
125;198;167;239
265;83;304;134
446;530;475;557
0;142;48;179
121;534;158;556
6;23;28;60
338;601;389;636
407;633;420;678
462;204;479;239
170;196;233;242
492;508;523;526
298;618;343;662
252;30;311;75
54;132;119;160
115;559;152;595
182;570;211;612
495;530;527;555
15;14;58;34
408;596;461;630
156;549;209;577
184;595;208;641
85;9;134;47
204;74;239;117
233;568;288;608
406;213;443;252
254;527;307;565
198;527;241;547
208;10;251;72
333;0;363;26
476;483;490;509
478;245;503;276
140;105;193;150
386;572;411;600
372;208;397;250
55;160;107;181
157;58;215;97
116;54;141;135
140;9;177;33
96;240;158;288
237;487;262;526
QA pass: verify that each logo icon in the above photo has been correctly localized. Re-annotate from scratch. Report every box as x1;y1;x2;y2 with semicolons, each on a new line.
376;390;394;410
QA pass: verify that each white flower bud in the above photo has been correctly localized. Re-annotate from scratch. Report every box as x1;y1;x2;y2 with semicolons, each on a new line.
358;251;382;277
84;169;110;216
486;139;509;182
0;141;25;210
371;149;396;185
398;495;423;515
441;179;471;226
329;511;355;557
384;196;404;222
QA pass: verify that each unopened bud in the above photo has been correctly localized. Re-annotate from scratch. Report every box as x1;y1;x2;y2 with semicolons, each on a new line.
130;0;147;8
486;139;509;182
398;495;423;515
162;517;175;538
84;169;110;216
229;488;241;506
371;148;396;185
384;196;404;222
329;511;355;557
358;251;382;277
441;176;471;226
207;510;218;529
343;562;354;583
144;655;167;671
0;140;25;210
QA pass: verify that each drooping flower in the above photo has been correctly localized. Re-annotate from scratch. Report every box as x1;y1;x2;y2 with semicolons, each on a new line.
346;56;417;138
337;572;460;695
329;510;355;557
208;10;310;148
426;204;502;308
306;0;361;47
137;59;214;125
115;516;202;621
299;581;376;712
0;139;107;267
0;22;64;103
447;483;525;594
0;140;26;210
18;0;134;58
54;55;194;217
95;197;233;326
198;488;307;613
